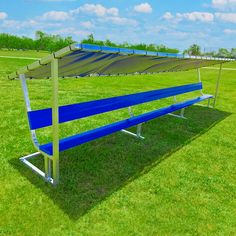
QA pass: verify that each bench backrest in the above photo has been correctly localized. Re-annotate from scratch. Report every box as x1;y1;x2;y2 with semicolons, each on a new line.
27;82;203;130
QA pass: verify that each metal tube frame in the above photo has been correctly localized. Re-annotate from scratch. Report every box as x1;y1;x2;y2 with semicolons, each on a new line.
168;96;186;119
213;63;223;108
121;106;145;139
168;108;187;119
195;68;211;108
18;61;223;186
51;58;59;186
19;58;59;186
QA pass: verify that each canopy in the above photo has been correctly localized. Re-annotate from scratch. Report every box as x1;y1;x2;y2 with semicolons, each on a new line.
9;44;234;79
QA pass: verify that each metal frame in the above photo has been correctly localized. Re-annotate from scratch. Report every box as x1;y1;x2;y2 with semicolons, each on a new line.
194;67;212;108
18;51;224;186
121;106;145;139
167;64;223;119
19;58;60;186
213;63;223;108
168;95;186;119
194;64;223;108
168;108;186;119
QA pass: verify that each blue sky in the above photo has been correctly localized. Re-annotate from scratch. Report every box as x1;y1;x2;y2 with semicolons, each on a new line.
0;0;235;51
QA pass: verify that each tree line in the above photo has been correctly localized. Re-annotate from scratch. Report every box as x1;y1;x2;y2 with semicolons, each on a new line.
81;34;179;53
0;31;75;52
0;31;235;58
184;44;236;59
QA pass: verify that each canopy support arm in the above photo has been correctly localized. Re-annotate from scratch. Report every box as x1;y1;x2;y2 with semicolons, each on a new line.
197;68;204;96
51;58;60;186
121;107;145;139
20;74;39;147
213;63;223;108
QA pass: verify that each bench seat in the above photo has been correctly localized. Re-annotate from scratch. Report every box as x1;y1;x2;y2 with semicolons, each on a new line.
28;83;203;130
39;94;213;155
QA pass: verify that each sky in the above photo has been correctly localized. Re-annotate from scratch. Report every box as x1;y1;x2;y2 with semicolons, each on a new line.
0;0;235;51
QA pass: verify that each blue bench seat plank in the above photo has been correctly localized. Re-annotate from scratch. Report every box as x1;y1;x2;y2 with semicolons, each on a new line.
28;82;202;130
39;94;213;155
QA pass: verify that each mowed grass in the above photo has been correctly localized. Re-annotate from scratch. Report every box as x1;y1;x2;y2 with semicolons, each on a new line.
0;50;236;236
0;49;49;58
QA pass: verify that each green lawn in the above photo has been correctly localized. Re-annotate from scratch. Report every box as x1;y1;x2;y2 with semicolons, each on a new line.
0;49;49;58
0;50;236;236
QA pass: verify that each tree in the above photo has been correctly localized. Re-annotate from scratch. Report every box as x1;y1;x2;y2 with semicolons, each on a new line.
231;48;236;58
185;44;201;56
217;48;230;58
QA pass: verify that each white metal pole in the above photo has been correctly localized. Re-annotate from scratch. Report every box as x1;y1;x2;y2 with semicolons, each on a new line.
213;63;223;108
197;68;201;83
20;74;31;112
51;58;59;185
197;68;204;95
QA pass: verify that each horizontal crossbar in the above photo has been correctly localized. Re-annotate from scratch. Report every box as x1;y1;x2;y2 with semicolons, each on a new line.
20;152;54;184
28;83;203;130
39;94;212;155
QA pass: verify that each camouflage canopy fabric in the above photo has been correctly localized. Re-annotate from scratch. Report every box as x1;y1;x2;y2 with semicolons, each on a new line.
12;44;232;79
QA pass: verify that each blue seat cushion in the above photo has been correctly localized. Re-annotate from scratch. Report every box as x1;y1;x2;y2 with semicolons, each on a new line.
39;94;213;155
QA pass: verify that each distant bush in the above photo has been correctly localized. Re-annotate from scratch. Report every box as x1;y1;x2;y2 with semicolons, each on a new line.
0;31;75;52
184;44;236;59
81;34;180;53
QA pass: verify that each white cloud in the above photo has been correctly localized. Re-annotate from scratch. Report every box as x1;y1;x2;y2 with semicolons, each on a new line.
40;0;76;1
80;21;94;29
215;13;236;23
162;12;174;20
72;4;119;17
177;12;214;22
212;0;236;10
224;28;236;33
69;4;137;26
54;27;90;37
41;11;71;21
0;18;62;34
101;16;138;26
0;12;7;20
134;3;152;13
163;11;214;23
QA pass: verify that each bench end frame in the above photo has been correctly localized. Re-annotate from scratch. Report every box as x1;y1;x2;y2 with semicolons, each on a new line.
19;58;60;186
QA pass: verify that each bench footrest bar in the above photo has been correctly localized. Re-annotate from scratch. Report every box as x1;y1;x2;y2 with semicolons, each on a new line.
20;152;54;184
167;113;187;119
121;129;145;139
195;103;213;108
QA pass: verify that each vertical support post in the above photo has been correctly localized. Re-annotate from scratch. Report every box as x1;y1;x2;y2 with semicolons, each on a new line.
128;106;134;117
51;58;59;186
20;74;31;112
207;98;211;108
44;156;51;181
136;124;142;138
173;96;177;103
213;63;223;108
20;74;39;146
197;68;204;95
180;108;185;117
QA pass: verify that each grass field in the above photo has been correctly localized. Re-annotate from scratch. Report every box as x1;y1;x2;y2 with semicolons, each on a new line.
0;50;236;236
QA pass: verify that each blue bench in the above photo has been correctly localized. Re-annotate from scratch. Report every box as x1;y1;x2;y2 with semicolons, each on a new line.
26;82;213;156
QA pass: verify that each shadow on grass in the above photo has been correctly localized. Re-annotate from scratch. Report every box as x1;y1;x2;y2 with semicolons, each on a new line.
10;105;230;220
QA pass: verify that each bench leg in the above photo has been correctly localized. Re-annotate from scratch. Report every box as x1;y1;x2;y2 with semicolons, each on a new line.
168;108;187;119
195;98;213;108
121;107;145;139
20;152;54;184
207;98;211;108
44;156;52;182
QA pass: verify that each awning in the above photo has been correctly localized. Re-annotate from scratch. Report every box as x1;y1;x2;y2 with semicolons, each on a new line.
9;44;234;79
